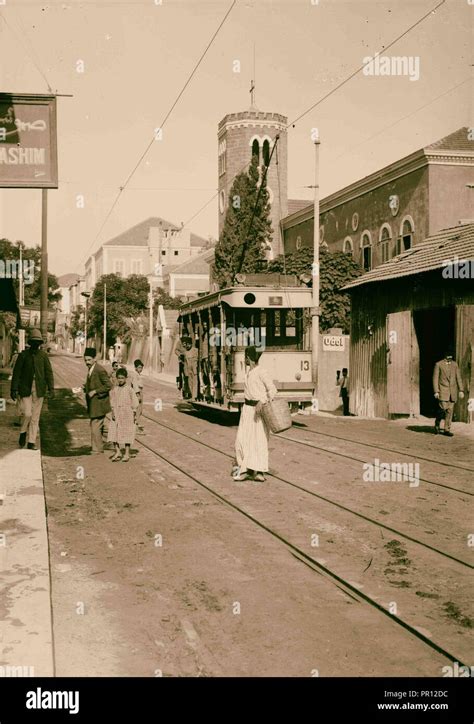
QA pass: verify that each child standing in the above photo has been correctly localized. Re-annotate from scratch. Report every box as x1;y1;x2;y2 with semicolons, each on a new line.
131;359;145;433
108;368;138;462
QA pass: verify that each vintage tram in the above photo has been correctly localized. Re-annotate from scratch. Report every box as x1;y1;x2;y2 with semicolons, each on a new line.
176;273;314;412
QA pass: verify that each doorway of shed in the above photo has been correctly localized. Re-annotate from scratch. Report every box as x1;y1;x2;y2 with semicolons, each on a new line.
413;306;456;417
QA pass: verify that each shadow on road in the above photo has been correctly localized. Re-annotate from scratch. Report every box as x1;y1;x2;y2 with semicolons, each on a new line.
40;388;90;457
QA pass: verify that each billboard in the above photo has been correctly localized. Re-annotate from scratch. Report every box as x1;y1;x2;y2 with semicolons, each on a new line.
0;93;58;188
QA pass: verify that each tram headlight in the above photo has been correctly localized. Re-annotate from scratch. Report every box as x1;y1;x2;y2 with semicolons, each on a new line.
295;372;301;381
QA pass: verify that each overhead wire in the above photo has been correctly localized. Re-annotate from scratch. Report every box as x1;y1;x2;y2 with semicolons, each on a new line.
76;0;237;271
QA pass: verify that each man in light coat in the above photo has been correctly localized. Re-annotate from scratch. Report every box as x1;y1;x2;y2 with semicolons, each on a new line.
432;348;464;437
83;347;112;453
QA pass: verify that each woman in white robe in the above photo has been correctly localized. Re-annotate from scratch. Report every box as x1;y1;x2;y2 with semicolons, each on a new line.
233;346;277;482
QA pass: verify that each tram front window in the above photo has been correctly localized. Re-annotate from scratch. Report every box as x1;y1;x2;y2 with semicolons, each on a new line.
233;309;304;350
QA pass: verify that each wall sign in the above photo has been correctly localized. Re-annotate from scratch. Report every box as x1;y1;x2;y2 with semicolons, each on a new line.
351;212;359;231
0;93;58;188
322;335;345;351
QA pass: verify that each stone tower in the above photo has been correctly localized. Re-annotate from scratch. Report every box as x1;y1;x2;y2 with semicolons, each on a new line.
217;107;288;258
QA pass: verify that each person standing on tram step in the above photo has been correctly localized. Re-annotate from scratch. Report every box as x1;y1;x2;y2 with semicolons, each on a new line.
83;347;112;454
233;345;277;483
11;328;54;450
183;336;199;400
432;347;464;437
131;359;145;433
108;367;138;462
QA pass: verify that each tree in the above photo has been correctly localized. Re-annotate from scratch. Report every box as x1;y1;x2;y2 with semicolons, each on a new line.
0;238;60;306
267;247;362;333
153;287;183;312
213;154;272;288
87;274;149;346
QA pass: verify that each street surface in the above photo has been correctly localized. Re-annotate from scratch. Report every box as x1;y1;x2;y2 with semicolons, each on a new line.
39;352;473;677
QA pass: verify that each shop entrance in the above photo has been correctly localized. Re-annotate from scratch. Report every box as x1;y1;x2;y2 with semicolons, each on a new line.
413;307;455;417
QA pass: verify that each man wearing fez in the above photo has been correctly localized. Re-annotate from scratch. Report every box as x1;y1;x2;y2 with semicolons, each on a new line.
83;347;112;453
11;328;54;450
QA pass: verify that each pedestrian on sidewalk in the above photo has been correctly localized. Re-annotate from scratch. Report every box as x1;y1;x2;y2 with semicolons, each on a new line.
108;368;138;462
10;328;54;450
83;348;112;454
337;367;350;416
131;359;145;432
233;345;277;483
432;348;464;437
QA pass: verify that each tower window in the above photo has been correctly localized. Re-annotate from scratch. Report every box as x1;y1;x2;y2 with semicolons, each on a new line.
252;139;260;163
262;139;270;167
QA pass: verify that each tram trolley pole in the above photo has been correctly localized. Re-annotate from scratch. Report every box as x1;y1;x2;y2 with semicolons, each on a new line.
311;133;321;412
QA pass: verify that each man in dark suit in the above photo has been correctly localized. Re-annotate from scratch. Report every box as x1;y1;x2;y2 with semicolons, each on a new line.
432;348;464;437
84;347;112;453
11;328;54;450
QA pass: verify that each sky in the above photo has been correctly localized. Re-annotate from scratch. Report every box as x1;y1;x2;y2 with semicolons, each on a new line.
0;0;472;277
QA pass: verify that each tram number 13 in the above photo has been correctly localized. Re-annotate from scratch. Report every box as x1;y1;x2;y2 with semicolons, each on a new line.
300;360;310;371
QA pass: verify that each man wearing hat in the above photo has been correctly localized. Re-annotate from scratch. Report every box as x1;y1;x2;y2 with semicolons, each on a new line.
83;347;112;453
11;329;54;450
432;348;464;437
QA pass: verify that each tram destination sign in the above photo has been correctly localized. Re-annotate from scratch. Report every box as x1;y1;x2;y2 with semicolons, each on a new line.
0;93;58;188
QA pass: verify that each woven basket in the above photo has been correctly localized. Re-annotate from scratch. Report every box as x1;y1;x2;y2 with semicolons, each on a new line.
261;398;292;433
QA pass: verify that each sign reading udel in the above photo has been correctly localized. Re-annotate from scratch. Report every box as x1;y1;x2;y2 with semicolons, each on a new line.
0;93;58;188
323;334;345;351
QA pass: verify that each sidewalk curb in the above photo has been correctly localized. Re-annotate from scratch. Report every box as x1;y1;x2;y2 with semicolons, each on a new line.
0;391;54;677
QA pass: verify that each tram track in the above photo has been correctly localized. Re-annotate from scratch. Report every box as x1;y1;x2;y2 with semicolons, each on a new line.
278;431;473;497
142;412;472;570
288;423;474;475
134;432;469;669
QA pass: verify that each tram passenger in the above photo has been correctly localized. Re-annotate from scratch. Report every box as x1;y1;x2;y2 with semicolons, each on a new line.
174;335;187;394
183;336;199;400
233;345;276;483
199;320;211;401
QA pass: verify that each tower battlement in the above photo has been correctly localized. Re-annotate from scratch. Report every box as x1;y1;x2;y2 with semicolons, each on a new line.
218;111;287;133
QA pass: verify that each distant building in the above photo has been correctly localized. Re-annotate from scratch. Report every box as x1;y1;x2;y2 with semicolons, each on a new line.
163;248;214;300
85;217;207;292
282;128;474;271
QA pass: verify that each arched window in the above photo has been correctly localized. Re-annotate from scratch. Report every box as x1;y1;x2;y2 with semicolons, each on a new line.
296;235;302;251
343;237;353;254
262;139;270;167
361;231;372;271
400;217;414;253
379;224;392;263
252;139;260;163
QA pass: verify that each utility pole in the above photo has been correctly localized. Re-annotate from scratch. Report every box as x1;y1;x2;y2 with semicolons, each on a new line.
311;132;321;411
18;243;25;352
103;283;107;361
149;282;154;372
40;189;48;342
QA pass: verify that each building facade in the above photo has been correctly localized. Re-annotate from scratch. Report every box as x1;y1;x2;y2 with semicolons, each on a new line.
282;128;474;270
85;217;207;292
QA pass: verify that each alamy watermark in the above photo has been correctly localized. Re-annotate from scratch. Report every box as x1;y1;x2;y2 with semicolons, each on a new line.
441;257;474;279
0;258;35;284
363;458;420;487
209;326;266;350
363;53;420;82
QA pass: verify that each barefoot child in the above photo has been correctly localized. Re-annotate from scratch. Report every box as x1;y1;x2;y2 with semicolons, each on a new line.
108;368;138;462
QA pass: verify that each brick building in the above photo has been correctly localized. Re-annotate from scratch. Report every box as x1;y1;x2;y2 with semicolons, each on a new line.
282;128;474;270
